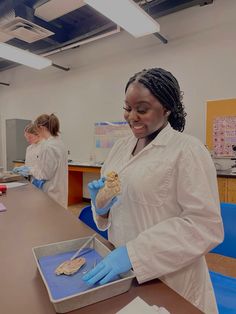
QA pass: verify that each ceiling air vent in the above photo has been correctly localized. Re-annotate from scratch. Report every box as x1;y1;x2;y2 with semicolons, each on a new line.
0;17;54;43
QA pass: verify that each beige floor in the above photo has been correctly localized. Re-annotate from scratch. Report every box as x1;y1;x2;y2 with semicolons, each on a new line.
206;253;236;278
68;202;90;217
69;203;236;278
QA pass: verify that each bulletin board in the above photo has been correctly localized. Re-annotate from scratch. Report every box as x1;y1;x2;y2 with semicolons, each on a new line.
206;99;236;157
94;121;131;149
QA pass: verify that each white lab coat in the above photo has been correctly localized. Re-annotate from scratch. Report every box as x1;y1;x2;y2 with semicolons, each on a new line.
92;123;223;314
30;136;68;208
25;141;44;168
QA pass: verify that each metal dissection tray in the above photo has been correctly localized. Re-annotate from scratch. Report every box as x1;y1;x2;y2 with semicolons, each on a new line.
32;236;135;313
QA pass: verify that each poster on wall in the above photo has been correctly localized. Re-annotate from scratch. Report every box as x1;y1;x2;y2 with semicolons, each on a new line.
94;121;131;149
213;116;236;157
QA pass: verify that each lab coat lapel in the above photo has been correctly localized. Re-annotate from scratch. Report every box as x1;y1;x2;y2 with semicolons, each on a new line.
118;124;173;175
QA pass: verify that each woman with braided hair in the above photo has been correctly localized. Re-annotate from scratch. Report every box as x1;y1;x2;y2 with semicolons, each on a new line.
83;68;223;314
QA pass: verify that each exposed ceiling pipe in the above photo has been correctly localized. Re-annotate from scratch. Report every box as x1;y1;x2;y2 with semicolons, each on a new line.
41;26;121;57
154;32;168;44
137;0;165;5
52;63;70;71
0;82;10;86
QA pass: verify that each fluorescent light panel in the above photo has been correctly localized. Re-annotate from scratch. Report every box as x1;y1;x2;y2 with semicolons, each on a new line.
0;42;52;70
84;0;160;37
35;0;85;22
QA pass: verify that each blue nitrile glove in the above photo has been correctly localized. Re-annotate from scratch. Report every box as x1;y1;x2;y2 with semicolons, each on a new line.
12;165;28;173
88;178;117;215
82;246;132;286
32;178;46;189
12;165;30;177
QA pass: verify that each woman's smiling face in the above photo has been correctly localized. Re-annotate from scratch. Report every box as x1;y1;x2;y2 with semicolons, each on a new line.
124;82;168;138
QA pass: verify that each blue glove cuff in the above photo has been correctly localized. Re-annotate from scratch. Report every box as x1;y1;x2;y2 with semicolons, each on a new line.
32;179;46;189
117;246;132;269
95;196;118;215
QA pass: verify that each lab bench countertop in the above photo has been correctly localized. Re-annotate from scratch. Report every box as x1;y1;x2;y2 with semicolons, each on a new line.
217;170;236;178
12;159;101;205
13;160;102;168
0;183;203;314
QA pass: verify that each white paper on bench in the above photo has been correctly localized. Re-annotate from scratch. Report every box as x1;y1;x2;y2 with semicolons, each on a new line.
116;296;170;314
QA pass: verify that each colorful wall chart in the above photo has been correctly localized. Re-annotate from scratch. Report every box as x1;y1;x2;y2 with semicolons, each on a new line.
206;99;236;157
94;121;131;149
213;116;236;157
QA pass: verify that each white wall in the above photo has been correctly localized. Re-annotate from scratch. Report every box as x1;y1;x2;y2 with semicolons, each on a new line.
0;115;2;166
0;0;236;168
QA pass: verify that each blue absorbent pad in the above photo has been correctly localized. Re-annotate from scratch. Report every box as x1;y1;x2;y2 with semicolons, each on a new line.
38;248;103;300
210;271;236;314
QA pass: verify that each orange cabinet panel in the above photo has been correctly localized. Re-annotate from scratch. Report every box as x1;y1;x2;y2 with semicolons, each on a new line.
227;178;236;204
217;177;228;202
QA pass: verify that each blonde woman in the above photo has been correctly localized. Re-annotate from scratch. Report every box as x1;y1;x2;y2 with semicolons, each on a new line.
14;114;68;208
32;114;68;208
13;123;44;180
24;123;44;168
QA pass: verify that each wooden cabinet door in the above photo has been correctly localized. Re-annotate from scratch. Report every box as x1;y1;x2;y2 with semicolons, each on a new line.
217;177;228;202
227;178;236;203
13;162;24;168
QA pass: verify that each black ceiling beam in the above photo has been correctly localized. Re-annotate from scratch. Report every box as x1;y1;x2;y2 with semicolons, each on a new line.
142;0;214;19
34;22;117;55
68;20;116;42
27;0;48;8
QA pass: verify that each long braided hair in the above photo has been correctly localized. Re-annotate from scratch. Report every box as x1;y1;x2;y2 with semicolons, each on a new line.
125;68;187;132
